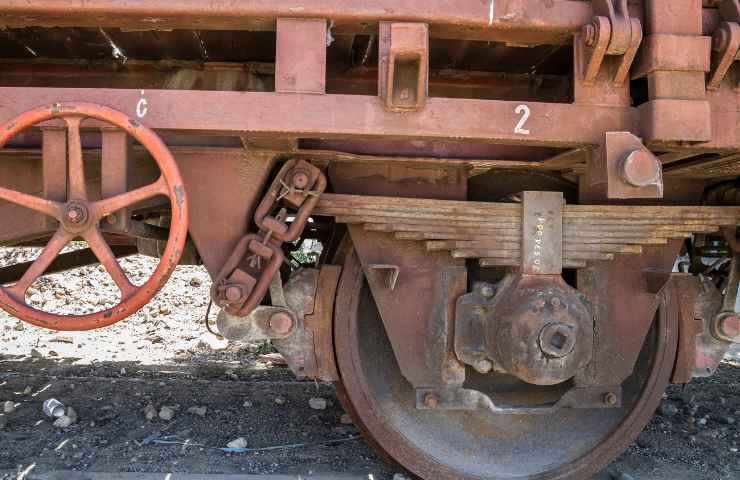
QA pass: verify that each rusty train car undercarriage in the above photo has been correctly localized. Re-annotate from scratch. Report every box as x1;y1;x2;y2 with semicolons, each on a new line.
1;1;740;478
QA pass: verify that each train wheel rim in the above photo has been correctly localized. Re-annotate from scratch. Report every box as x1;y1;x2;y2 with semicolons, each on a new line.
334;249;678;480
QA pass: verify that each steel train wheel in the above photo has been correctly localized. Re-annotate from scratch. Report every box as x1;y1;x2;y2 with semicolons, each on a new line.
334;249;678;480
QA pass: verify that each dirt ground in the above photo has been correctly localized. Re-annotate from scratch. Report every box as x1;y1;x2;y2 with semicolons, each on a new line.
0;249;738;480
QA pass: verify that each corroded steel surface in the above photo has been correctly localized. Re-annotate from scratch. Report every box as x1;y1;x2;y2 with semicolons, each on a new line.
334;247;679;480
0;2;737;479
0;0;593;44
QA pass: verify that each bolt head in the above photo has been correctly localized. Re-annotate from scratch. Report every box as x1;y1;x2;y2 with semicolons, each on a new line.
620;150;661;188
603;392;618;406
224;285;244;303
718;314;740;341
62;202;89;228
479;284;495;299
288;169;311;190
474;359;493;374
582;22;597;47
423;393;439;409
269;311;294;335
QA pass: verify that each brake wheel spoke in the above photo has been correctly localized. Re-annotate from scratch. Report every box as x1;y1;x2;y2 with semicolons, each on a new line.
64;115;87;201
0;186;62;219
93;176;168;220
83;228;137;299
9;229;72;298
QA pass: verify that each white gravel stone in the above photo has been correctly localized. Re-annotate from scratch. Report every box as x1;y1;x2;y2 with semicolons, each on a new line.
187;406;207;417
65;406;78;424
52;407;77;429
3;401;15;414
226;437;248;449
143;404;157;421
53;415;74;428
274;396;286;405
308;397;327;410
158;406;175;421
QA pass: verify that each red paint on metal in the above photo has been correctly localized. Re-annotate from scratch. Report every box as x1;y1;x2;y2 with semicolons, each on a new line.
0;102;189;331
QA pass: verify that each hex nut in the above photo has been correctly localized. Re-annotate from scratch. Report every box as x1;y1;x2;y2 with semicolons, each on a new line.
268;311;294;335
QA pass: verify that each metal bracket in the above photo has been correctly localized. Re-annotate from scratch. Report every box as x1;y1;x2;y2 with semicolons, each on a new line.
454;282;496;373
521;191;563;275
415;385;622;414
590;132;664;199
368;264;400;290
580;0;642;86
379;22;429;112
708;21;740;90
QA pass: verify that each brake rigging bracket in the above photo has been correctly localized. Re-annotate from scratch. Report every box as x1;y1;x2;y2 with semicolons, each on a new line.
211;159;327;317
579;0;642;87
708;0;740;90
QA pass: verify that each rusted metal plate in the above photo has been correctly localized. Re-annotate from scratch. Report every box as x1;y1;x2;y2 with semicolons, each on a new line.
521;191;563;275
589;131;664;199
0;87;638;148
100;128;131;232
330;163;468;388
348;225;468;388
669;274;702;384
176;149;274;277
379;22;429;112
275;18;327;94
0;0;594;45
645;0;704;36
576;240;685;387
41;126;66;230
304;264;342;382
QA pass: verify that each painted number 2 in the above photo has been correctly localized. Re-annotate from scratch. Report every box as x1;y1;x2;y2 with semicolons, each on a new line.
514;104;530;135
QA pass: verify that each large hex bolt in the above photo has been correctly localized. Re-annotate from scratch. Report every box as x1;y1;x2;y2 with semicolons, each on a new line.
223;284;245;304
619;150;661;188
63;202;89;226
287;168;311;190
582;20;599;47
538;323;577;358
713;312;740;343
268;311;294;336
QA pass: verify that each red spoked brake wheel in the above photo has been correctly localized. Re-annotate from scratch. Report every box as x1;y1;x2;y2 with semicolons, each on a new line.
0;102;188;331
